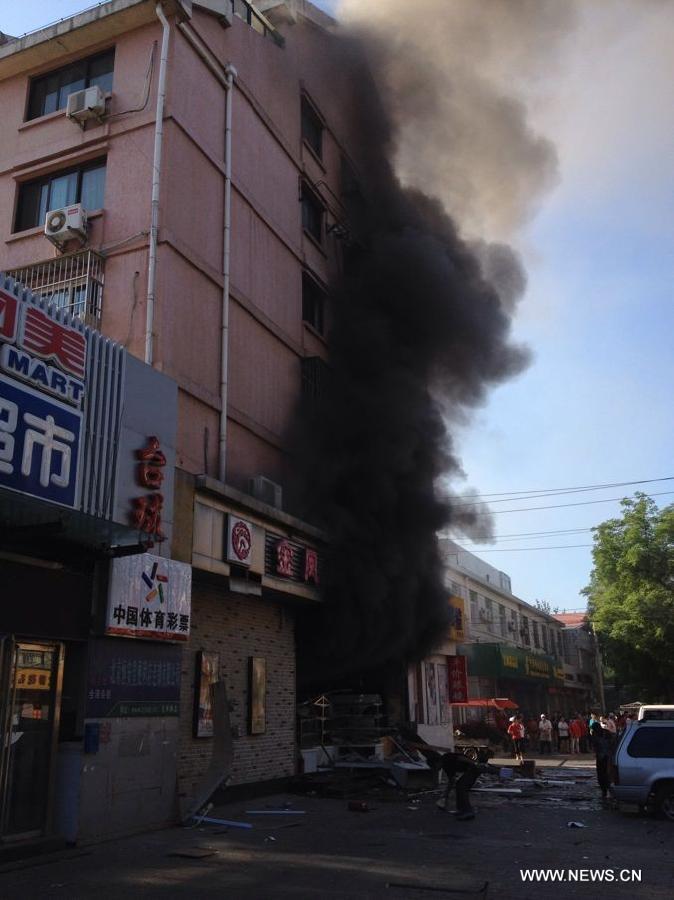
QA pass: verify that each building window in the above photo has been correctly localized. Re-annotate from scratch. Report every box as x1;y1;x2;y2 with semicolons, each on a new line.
300;356;330;403
301;182;324;243
499;604;506;637
451;581;463;599
484;597;493;628
14;158;106;233
302;272;326;335
301;95;323;159
521;615;530;645
469;590;478;624
27;49;114;121
532;621;540;648
541;626;548;652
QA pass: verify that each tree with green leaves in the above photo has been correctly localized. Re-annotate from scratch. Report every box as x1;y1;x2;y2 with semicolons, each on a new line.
584;493;674;700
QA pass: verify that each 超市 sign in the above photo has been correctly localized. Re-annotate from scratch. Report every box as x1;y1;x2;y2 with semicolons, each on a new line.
0;287;87;508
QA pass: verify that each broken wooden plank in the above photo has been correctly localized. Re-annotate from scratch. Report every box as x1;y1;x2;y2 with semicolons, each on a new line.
190;816;252;829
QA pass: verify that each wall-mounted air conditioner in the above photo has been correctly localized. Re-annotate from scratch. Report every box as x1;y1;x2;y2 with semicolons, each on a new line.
248;475;283;509
66;85;106;125
45;204;88;248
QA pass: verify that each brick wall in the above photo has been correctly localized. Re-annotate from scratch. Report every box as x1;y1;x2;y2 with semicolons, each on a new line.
177;581;296;799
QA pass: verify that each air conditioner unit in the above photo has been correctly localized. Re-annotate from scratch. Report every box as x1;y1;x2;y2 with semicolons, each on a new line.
248;475;283;509
66;85;106;125
45;204;88;247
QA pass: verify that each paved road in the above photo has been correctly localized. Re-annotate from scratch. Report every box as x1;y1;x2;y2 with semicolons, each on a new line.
1;758;671;899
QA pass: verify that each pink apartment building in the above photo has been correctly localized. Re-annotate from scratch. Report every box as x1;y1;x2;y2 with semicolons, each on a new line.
0;0;355;846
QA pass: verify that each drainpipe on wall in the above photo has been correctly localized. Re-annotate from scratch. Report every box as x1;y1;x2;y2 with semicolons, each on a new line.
145;3;171;366
219;63;236;483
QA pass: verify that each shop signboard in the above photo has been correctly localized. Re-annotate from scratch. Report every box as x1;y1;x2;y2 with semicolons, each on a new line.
264;531;321;585
459;643;564;684
0;288;86;508
105;553;192;641
0;275;178;546
86;637;181;718
225;515;254;566
448;655;468;702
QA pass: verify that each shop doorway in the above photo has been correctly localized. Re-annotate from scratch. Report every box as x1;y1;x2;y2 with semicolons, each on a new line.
0;637;64;840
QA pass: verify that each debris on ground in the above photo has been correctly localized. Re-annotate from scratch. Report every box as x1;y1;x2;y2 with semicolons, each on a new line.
168;848;217;859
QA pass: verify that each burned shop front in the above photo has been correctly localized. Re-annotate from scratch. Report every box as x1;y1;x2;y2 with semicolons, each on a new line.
0;276;182;852
179;483;323;810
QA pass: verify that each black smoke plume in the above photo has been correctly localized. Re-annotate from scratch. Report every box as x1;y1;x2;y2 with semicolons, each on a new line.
294;36;530;683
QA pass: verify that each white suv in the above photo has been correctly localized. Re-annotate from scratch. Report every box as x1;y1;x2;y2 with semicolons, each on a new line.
612;719;674;820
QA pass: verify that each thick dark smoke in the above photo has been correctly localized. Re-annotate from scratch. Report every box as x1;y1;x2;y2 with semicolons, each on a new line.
295;39;530;681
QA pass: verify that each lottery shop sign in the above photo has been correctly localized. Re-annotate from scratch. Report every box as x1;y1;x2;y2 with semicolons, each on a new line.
106;552;192;642
0;287;87;508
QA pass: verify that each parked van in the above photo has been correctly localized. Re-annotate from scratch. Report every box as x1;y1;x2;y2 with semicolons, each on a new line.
637;705;674;721
612;719;674;820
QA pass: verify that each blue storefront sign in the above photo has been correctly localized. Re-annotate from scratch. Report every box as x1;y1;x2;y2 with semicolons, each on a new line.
0;373;82;508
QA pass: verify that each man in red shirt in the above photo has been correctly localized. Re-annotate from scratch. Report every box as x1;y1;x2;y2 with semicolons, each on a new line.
568;716;582;754
508;714;525;762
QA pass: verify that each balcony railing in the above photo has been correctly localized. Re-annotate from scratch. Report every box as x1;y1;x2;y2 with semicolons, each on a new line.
5;249;104;328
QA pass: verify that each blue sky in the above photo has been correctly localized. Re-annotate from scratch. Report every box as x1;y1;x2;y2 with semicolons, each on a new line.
7;1;672;611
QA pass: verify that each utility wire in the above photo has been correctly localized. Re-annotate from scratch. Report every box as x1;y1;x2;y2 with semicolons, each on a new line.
439;526;593;544
455;526;593;542
454;475;673;500
451;476;674;506
484;490;674;515
470;544;593;552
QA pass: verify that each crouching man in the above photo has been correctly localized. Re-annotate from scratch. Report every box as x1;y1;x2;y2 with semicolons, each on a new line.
399;727;490;821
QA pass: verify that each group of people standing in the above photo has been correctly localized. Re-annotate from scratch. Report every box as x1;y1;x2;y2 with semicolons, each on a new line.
506;710;628;759
506;709;629;801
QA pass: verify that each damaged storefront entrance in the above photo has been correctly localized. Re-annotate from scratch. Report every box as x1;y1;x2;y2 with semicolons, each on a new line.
0;637;64;841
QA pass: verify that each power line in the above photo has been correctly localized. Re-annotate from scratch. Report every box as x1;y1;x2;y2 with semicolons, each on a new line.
471;544;593;552
441;526;594;541
460;529;594;546
486;490;674;515
453;476;674;501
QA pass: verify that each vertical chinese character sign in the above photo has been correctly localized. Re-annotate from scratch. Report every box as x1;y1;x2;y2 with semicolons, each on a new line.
106;553;192;641
131;436;167;544
0;288;86;508
447;655;468;703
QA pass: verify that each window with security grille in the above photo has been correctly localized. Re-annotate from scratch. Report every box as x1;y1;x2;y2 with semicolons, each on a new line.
302;273;326;335
27;49;114;121
300;356;329;403
15;158;106;232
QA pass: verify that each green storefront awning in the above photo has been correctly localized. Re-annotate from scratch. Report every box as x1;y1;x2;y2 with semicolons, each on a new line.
459;643;564;684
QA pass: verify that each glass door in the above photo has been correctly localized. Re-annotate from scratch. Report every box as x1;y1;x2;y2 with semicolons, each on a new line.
0;640;64;840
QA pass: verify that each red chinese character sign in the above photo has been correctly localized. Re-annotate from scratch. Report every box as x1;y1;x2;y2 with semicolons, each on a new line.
131;436;166;544
22;306;87;379
448;655;468;703
275;539;295;577
304;548;319;584
106;553;192;642
226;515;254;566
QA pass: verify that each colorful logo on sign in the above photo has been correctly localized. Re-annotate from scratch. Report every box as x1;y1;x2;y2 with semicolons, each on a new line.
0;289;86;407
